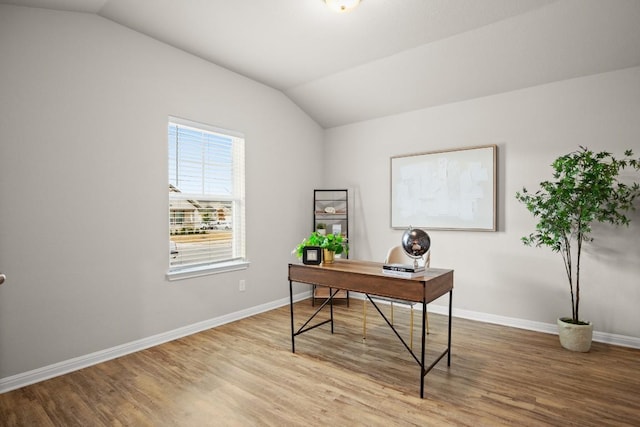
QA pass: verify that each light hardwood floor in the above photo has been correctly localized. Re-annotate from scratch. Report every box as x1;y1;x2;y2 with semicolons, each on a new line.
1;300;639;426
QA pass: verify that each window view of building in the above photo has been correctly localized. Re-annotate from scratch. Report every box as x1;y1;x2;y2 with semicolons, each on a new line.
168;118;245;273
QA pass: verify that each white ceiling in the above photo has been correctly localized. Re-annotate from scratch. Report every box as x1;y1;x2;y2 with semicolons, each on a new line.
3;0;640;128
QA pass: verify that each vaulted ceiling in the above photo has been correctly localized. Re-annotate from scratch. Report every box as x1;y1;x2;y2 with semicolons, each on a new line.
3;0;640;128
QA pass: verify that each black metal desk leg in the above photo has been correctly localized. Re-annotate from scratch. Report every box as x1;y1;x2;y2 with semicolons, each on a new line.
420;298;426;398
289;279;295;353
329;287;334;334
448;289;453;366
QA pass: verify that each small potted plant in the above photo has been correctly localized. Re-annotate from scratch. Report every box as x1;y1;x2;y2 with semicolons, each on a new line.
515;146;640;351
294;231;348;264
316;223;327;235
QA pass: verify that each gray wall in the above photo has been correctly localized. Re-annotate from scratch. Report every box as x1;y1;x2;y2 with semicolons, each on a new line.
1;4;639;385
324;66;640;338
0;5;322;379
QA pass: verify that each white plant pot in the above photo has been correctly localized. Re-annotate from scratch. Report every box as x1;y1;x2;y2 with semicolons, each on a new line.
557;317;593;352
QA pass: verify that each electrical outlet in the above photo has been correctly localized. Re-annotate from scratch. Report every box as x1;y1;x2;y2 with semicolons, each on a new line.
239;279;246;292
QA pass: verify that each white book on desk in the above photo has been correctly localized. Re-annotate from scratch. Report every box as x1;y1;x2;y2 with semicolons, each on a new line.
381;268;425;279
382;263;425;273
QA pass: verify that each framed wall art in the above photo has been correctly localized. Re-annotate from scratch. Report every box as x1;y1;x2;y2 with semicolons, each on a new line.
390;144;497;231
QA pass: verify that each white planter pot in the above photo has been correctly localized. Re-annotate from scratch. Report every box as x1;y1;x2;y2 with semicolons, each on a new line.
557;317;593;352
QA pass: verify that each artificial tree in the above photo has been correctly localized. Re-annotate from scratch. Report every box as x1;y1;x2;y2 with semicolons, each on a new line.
515;146;640;325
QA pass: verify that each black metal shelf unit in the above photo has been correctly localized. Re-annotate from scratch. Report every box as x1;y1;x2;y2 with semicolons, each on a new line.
312;189;349;305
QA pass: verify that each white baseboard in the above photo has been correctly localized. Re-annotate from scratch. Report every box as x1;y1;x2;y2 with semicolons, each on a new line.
2;291;638;393
352;292;640;349
0;291;311;394
428;305;640;349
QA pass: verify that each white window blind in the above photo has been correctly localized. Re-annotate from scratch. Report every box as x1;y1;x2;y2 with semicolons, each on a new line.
168;117;246;278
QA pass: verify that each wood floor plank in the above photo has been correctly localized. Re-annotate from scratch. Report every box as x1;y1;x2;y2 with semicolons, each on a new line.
1;300;639;426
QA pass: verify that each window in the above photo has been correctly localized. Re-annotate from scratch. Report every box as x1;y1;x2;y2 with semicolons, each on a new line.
167;117;247;280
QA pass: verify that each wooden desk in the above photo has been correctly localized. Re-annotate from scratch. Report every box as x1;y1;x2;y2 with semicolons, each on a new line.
288;259;454;398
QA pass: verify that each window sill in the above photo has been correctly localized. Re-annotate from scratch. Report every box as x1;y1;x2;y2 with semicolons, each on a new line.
166;260;250;282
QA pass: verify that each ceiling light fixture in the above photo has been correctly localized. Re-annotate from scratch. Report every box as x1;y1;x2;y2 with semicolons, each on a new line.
324;0;361;13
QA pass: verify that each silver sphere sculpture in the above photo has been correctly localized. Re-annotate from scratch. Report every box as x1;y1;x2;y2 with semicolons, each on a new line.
401;227;431;269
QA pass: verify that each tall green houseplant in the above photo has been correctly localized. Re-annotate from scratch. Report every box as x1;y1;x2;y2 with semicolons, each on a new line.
515;147;640;326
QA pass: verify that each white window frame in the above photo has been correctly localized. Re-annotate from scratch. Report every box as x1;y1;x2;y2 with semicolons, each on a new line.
166;116;248;281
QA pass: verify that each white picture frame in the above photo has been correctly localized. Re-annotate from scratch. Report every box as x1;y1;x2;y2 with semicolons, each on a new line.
390;144;497;231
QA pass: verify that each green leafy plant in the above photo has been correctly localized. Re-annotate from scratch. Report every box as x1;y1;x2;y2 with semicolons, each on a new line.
515;146;640;324
294;231;348;258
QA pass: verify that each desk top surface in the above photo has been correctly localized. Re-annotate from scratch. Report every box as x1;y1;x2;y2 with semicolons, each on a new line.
289;259;453;302
290;258;451;278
